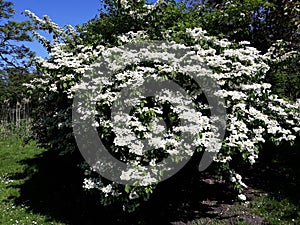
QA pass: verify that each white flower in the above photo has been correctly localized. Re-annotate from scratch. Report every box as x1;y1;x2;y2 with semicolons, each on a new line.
238;194;246;201
293;127;300;133
25;10;300;209
83;178;95;190
248;155;256;164
235;173;242;181
101;184;112;194
230;176;236;182
120;170;132;181
129;191;139;200
140;176;157;186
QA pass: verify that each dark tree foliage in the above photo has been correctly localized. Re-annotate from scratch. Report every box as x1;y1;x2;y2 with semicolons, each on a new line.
0;0;34;106
184;0;300;100
78;0;199;46
185;0;299;51
0;0;33;69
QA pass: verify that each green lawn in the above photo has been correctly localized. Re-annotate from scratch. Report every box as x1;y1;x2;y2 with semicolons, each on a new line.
0;138;63;225
0;136;299;224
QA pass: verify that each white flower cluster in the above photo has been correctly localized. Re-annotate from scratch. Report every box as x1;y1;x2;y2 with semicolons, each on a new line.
230;172;247;188
118;0;161;18
83;178;121;198
118;30;149;43
230;172;248;201
25;9;300;207
120;168;157;186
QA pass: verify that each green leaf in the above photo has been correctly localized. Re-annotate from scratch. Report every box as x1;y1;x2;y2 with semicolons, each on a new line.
124;184;131;193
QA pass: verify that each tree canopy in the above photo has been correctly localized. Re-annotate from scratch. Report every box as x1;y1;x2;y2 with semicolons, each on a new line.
0;0;34;106
184;0;300;100
25;0;300;212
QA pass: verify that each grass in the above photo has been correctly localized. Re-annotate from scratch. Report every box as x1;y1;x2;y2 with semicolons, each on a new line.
251;194;299;224
0;137;64;225
190;192;299;225
0;133;299;224
0;120;32;141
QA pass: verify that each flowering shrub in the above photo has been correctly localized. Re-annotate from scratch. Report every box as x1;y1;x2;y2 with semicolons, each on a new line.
25;1;300;211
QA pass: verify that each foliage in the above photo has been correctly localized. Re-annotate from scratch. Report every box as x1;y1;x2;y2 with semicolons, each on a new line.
78;0;199;45
185;0;262;43
265;40;300;100
25;0;300;211
0;0;35;108
0;119;32;140
185;0;299;51
184;0;300;100
0;67;34;105
0;0;33;69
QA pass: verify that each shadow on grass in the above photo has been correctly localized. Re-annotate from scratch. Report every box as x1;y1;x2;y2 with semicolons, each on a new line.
11;149;237;225
11;150;126;224
10;138;299;224
241;138;300;206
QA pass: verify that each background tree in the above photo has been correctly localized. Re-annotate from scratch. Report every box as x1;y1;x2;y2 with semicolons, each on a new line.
0;0;34;109
78;0;199;45
184;0;300;100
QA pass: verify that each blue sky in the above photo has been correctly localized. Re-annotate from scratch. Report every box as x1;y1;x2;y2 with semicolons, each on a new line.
11;0;158;58
12;0;101;58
